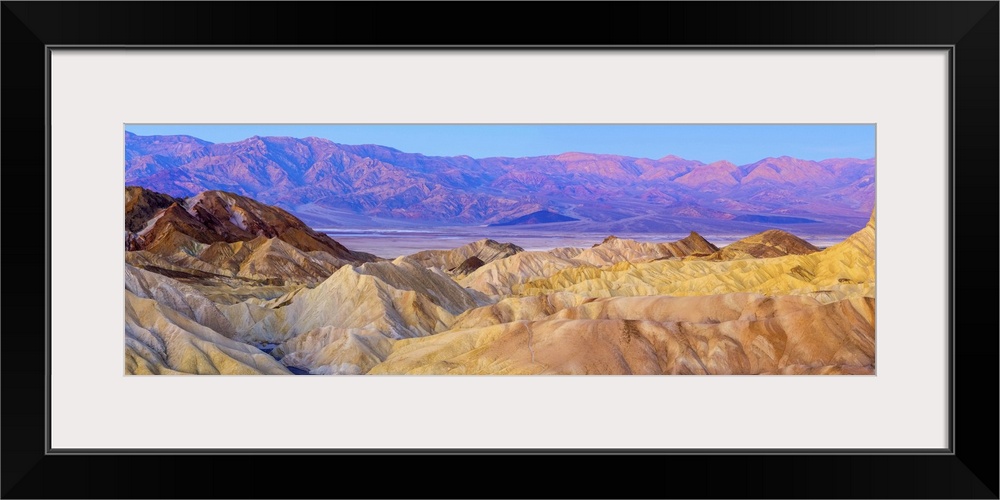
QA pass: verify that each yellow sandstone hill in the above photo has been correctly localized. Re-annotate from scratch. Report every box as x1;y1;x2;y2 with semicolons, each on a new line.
367;212;875;375
125;264;293;374
124;255;494;375
125;292;292;375
217;257;494;374
569;232;719;267
513;213;874;302
458;251;585;296
457;232;721;297
369;294;874;375
124;184;875;376
407;238;524;274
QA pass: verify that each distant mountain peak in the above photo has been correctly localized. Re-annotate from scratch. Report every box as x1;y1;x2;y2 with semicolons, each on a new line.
488;210;579;227
125;132;875;234
555;152;595;161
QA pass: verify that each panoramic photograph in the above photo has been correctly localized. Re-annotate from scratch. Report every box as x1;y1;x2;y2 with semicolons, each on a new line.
124;124;875;375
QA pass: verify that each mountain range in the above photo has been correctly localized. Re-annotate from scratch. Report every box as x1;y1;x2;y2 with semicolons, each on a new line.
125;132;874;235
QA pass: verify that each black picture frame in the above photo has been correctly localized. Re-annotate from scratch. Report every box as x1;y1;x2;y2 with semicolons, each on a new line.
2;2;996;498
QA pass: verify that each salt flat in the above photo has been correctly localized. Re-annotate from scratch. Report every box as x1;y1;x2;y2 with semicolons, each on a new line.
326;228;850;260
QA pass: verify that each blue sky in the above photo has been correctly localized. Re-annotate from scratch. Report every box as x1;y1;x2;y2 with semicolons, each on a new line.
125;124;875;165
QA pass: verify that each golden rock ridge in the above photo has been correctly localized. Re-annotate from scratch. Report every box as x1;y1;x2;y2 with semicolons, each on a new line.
124;186;875;376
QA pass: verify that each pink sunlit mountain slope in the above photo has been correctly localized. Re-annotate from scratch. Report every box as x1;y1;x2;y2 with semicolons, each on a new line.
126;132;874;236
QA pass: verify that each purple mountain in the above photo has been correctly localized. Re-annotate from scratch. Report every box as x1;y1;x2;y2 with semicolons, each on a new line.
125;132;875;235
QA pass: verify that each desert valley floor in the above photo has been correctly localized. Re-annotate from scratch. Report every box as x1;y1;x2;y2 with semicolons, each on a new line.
124;187;875;375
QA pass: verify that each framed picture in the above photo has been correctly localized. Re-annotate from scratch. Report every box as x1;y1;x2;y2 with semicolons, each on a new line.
3;2;996;498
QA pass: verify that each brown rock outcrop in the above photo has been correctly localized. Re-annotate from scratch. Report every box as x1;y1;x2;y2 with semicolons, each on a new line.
708;229;820;260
